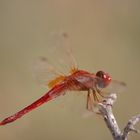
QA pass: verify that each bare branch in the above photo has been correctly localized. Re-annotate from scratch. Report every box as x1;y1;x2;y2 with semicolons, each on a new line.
98;93;122;140
122;114;140;139
98;93;140;140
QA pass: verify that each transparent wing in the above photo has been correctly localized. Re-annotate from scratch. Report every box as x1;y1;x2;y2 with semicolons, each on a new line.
33;31;77;86
52;91;91;116
46;31;77;75
33;57;63;86
102;80;126;94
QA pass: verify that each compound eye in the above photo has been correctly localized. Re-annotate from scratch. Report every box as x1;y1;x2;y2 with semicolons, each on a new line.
96;71;104;78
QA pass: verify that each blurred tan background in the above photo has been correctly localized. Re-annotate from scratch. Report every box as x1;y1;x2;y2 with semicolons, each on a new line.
0;0;140;140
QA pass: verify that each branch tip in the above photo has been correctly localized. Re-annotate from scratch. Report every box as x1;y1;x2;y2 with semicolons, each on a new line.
98;93;140;140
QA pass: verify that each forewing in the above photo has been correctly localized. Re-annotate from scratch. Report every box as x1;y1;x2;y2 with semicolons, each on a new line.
33;31;77;87
46;31;77;75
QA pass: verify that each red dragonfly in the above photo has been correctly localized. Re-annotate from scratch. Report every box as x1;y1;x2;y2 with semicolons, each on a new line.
0;32;126;126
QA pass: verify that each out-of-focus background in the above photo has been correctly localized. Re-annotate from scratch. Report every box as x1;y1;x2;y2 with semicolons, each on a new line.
0;0;140;140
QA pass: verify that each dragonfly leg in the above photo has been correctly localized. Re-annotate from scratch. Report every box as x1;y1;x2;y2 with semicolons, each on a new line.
91;89;103;115
92;89;99;102
86;89;107;115
86;89;94;111
95;85;107;99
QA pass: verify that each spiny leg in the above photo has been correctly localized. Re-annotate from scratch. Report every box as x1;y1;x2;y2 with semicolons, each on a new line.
92;89;104;115
92;90;99;103
95;87;113;114
95;85;107;99
86;89;94;112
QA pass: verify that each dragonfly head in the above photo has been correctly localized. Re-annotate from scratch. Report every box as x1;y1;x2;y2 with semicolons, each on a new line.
96;71;111;88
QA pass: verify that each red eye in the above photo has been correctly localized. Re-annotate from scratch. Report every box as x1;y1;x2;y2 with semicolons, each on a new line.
108;77;111;81
103;73;111;83
96;71;111;87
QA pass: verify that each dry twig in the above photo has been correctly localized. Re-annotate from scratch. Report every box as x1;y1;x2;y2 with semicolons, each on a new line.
98;93;140;140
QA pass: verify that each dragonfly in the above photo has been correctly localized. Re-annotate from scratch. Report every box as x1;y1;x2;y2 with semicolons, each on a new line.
0;32;126;126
